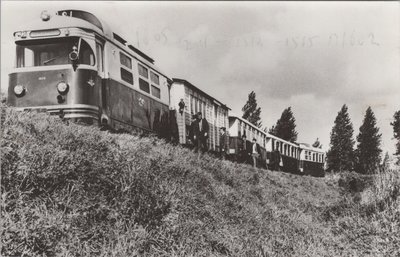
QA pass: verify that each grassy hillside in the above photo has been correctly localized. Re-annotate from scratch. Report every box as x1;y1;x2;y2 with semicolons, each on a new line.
1;107;399;256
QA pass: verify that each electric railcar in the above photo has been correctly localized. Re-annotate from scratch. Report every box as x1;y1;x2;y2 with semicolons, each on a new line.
8;10;172;135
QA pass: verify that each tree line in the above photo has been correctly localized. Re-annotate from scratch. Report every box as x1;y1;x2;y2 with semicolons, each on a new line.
241;91;400;173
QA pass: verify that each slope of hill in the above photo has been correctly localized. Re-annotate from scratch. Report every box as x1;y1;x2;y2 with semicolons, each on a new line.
1;107;399;256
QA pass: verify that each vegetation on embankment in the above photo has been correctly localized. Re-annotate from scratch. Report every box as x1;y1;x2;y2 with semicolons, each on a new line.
1;107;399;256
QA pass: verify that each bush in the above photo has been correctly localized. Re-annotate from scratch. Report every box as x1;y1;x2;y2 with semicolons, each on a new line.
323;168;400;256
337;171;374;193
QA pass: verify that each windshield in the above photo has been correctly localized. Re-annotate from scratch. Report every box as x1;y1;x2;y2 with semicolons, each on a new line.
16;37;95;67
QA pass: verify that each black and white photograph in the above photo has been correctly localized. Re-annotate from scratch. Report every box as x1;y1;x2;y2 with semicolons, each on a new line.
1;1;399;256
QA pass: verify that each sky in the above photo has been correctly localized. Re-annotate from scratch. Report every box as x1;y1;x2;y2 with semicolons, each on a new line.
1;1;399;155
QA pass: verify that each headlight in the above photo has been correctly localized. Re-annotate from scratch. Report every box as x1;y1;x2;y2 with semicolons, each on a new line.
57;82;69;94
69;49;79;61
14;85;25;96
41;10;51;21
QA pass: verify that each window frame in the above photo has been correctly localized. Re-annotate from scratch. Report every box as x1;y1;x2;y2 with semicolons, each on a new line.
151;84;160;98
139;78;150;93
120;67;133;85
119;51;133;85
138;63;149;78
96;42;104;73
119;51;132;69
138;63;161;99
15;37;96;67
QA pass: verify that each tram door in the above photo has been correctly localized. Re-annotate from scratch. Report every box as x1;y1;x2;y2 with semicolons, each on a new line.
95;40;107;119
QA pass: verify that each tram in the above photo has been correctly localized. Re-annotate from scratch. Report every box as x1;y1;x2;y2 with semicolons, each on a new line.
8;10;172;134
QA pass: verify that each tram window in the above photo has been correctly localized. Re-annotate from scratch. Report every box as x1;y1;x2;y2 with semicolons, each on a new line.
190;95;195;114
194;98;198;113
80;42;95;66
96;43;103;72
120;68;133;84
150;71;159;85
138;63;148;78
15;37;95;67
151;85;160;98
139;78;150;93
119;52;132;69
16;47;33;67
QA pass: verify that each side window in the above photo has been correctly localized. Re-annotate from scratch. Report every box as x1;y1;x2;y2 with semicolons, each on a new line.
194;97;198;113
120;52;132;69
119;52;133;85
96;43;103;72
16;46;34;67
121;68;133;84
138;63;148;78
139;78;150;93
150;71;159;85
138;63;160;98
151;85;160;98
190;95;194;114
214;107;218;123
150;71;160;99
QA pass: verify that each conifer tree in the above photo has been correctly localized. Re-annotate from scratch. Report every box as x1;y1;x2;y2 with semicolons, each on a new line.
391;110;400;164
242;91;262;128
355;106;382;174
326;104;355;172
270;107;298;142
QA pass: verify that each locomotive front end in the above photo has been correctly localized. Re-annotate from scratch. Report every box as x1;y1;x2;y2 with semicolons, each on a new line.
7;11;102;123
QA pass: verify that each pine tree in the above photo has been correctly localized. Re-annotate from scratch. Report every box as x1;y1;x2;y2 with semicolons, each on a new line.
391;110;400;164
242;91;262;128
270;107;298;142
326;104;355;172
355;106;382;174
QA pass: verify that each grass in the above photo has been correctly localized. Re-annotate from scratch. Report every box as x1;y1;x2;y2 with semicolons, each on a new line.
1;106;399;256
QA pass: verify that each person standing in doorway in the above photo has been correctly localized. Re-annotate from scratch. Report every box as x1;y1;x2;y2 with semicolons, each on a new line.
219;127;229;160
193;112;209;153
189;113;197;146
